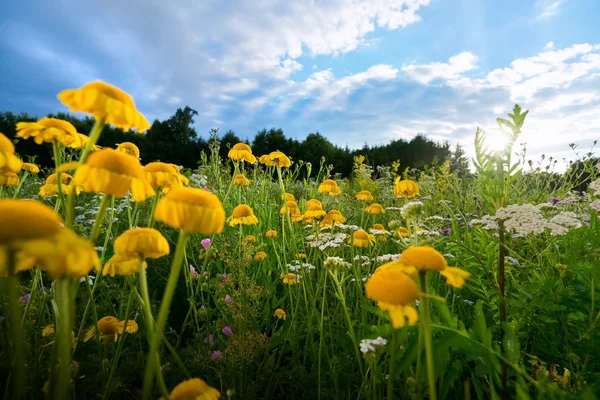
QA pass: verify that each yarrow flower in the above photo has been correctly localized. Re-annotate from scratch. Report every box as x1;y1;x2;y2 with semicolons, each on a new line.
360;337;388;355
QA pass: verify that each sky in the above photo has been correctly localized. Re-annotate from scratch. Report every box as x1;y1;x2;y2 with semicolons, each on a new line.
1;0;599;170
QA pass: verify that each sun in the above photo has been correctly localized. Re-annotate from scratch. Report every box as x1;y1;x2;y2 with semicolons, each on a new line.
484;130;510;153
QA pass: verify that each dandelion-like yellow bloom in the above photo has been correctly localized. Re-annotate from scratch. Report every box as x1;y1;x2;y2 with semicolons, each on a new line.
291;212;304;222
394;178;419;198
114;228;170;259
42;325;55;337
102;254;147;277
304;199;326;219
296;253;306;259
364;203;385;214
356;190;373;201
254;251;267;261
0;199;63;243
229;204;259;226
0;132;22;173
398;246;447;272
73;148;155;201
58;81;151;132
115;142;140;158
144;162;181;188
167;164;190;185
162;378;220;400
320;210;346;227
244;235;256;243
21;163;40;174
318;179;341;196
84;316;119;343
260;151;291;168
280;200;300;215
349;229;375;248
16;118;81;147
0;172;19;187
233;173;250;186
371;223;388;242
439;267;471;289
228;143;257;163
265;229;278;238
274;308;286;320
393;227;410;238
154;187;226;234
280;273;299;285
113;319;139;341
365;262;419;329
282;192;295;201
39;172;80;197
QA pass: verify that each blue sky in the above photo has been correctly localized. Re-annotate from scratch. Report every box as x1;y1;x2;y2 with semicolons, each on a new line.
1;0;599;169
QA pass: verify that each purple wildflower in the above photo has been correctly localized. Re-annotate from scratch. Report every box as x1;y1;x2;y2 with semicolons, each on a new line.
221;274;228;282
203;271;209;277
224;294;233;304
442;228;452;236
211;350;222;359
204;334;214;345
549;197;561;205
222;325;233;337
19;293;31;305
201;238;211;249
189;264;199;279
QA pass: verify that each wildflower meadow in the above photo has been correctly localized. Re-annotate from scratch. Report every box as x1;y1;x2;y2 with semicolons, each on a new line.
1;81;599;400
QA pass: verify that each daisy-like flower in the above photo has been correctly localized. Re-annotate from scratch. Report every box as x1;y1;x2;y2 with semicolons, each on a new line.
58;81;151;132
244;235;256;243
260;150;291;168
84;316;119;343
229;204;259;226
233;173;250;186
282;192;295;201
274;308;286;320
154;187;225;234
254;251;267;261
0;172;19;187
280;201;300;215
0;132;22;173
265;229;278;238
72;148;155;202
114;228;170;259
370;223;389;242
365;262;419;329
101;254;147;277
161;378;220;400
304;199;326;219
144;162;182;189
393;227;410;238
21;163;40;174
318;179;341;195
228;143;257;163
394;178;419;198
280;272;299;284
296;253;306;259
349;229;375;248
16;117;81;147
364;203;385;214
356;190;374;201
113;319;139;341
39;173;80;197
67;133;100;151
320;209;346;227
115;142;140;158
399;246;471;288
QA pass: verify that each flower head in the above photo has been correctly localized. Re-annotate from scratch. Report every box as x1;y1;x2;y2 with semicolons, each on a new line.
274;308;286;320
201;238;212;249
349;229;375;248
58;81;150;132
222;325;233;337
304;200;326;219
320;210;346;227
280;272;299;284
398;246;447;272
233;173;250;186
282;193;295;201
21;163;40;174
393;227;410;238
265;229;278;238
39;172;80;197
155;187;226;234
84;316;119;343
394;178;419;198
16;118;81;147
144;162;182;189
318;179;341;196
102;254;147;277
356;190;374;201
0;172;19;187
114;228;170;259
244;235;256;243
162;378;220;400
228;143;257;163
254;251;267;261
0;132;22;173
229;204;259;226
439;267;471;289
113;319;138;341
280;201;299;215
115;142;140;158
364;203;385;214
260;150;291;168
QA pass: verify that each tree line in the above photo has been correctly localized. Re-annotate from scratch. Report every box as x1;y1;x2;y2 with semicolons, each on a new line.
0;106;468;177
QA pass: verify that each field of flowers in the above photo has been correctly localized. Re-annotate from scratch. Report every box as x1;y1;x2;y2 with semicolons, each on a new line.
1;81;599;400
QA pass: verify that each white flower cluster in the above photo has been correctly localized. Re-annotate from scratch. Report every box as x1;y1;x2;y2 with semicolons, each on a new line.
189;172;208;187
360;337;388;354
305;232;348;250
369;228;391;236
323;257;351;270
287;260;316;272
354;255;371;267
417;229;441;236
589;179;600;196
376;254;400;263
385;206;403;211
471;215;499;230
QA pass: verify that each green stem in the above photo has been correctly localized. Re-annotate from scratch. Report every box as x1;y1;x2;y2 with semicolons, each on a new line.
138;255;155;333
147;190;161;228
80;119;105;163
387;329;398;399
4;249;25;399
317;274;328;400
90;194;111;243
12;171;29;198
53;278;74;400
419;271;436;400
142;230;189;399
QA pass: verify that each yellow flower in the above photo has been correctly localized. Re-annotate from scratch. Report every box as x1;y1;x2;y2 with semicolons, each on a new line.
244;235;256;243
349;229;375;248
162;378;220;400
39;172;80;197
260;151;291;168
233;173;250;186
154;187;226;234
304;200;326;219
0;132;22;173
282;193;295;201
318;179;341;196
228;143;257;163
280;273;299;285
356;190;373;201
291;212;304;223
229;204;259;226
84;316;119;343
280;201;299;215
394;178;419;198
73;148;155;201
296;253;306;259
0;199;63;243
58;81;150;132
102;254;147;277
393;228;410;238
254;251;267;261
115;142;140;158
0;171;19;187
114;228;170;259
364;203;385;214
439;267;471;288
372;223;387;232
144;162;181;188
398;246;447;272
21;163;40;174
365;262;419;329
113;319;139;341
265;230;278;238
42;324;55;337
16;117;81;147
274;308;286;320
320;210;346;227
371;223;388;242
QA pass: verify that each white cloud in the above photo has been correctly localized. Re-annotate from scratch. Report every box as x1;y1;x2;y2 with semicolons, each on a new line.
402;52;479;84
545;41;554;50
535;0;565;20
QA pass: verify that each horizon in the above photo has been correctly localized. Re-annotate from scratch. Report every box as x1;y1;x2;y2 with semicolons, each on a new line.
1;0;599;171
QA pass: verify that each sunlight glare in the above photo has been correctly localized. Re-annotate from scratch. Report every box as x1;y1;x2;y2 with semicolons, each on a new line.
484;131;509;153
